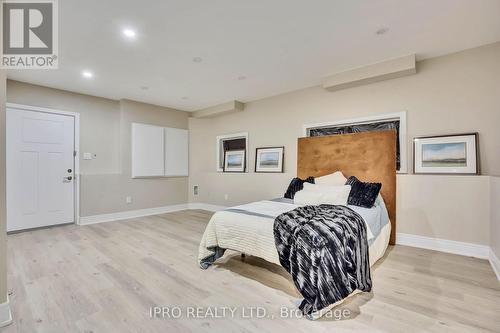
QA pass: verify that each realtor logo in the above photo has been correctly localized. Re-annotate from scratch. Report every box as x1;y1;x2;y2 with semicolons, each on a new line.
1;0;58;69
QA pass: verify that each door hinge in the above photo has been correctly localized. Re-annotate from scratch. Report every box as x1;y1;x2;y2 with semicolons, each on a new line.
74;151;77;157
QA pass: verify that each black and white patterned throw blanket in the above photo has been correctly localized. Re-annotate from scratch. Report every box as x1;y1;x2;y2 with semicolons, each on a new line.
273;205;372;316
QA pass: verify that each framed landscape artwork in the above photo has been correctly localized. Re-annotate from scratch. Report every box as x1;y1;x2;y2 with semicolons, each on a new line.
413;133;478;174
223;150;246;172
255;147;284;173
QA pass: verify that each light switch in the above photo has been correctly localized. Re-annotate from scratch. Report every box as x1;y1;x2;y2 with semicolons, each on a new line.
83;152;92;160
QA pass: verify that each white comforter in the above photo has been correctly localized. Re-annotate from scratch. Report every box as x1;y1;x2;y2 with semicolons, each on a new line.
198;200;390;268
198;200;391;319
198;201;293;266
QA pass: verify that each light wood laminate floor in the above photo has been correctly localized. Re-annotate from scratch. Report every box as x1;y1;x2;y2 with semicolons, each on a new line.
2;210;500;333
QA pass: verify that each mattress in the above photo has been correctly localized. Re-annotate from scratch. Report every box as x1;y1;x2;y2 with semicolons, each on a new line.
198;199;391;319
198;199;390;268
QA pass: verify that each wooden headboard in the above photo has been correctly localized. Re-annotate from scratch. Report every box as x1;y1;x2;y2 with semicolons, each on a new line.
297;130;397;245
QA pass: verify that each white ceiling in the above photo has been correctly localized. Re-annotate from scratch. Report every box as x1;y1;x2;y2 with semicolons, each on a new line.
7;0;500;111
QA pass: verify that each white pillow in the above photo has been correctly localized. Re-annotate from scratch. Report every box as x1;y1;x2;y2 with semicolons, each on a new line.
303;182;345;192
315;171;347;186
294;185;351;206
293;190;322;205
319;185;351;205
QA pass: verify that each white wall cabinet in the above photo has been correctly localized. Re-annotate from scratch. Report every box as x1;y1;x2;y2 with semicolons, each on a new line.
131;123;188;178
131;123;165;178
164;127;189;176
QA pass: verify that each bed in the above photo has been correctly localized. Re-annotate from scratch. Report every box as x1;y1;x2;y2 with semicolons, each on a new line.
198;196;391;265
198;130;397;319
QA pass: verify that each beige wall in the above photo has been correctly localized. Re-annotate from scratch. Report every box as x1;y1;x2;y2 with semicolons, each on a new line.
0;71;7;303
7;80;121;176
491;177;500;259
7;80;189;217
397;175;490;245
189;42;500;245
79;99;189;216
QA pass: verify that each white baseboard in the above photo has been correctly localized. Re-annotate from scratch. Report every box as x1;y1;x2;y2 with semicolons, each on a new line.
79;204;190;225
0;296;12;328
78;203;226;225
188;203;226;212
396;232;490;259
489;249;500;281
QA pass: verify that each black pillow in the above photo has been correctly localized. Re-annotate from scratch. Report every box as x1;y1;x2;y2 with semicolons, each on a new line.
284;176;315;199
345;176;381;208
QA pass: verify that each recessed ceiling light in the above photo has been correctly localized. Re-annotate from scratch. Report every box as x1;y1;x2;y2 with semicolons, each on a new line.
375;27;389;35
192;57;203;63
82;70;93;79
123;28;137;39
237;75;247;81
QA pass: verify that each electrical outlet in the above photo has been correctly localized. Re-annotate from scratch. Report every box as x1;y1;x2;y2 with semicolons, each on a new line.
126;196;132;204
193;185;199;196
224;194;229;201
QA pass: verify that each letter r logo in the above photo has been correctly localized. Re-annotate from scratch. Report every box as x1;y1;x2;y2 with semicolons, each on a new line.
2;2;53;54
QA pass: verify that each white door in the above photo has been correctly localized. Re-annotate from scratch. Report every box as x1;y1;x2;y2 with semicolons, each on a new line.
7;108;75;232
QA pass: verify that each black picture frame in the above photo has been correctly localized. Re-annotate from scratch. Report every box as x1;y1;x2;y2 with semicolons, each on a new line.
254;146;285;173
413;132;479;175
223;149;246;173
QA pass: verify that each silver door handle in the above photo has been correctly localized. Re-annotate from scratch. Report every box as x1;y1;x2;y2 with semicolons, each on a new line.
63;176;73;182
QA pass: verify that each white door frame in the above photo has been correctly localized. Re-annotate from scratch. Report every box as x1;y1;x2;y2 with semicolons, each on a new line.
6;103;81;225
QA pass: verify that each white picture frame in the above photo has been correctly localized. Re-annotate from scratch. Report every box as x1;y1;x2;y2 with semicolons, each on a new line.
223;150;246;172
413;133;478;174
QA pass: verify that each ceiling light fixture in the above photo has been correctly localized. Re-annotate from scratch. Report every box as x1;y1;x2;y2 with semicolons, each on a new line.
82;70;94;79
123;28;137;39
